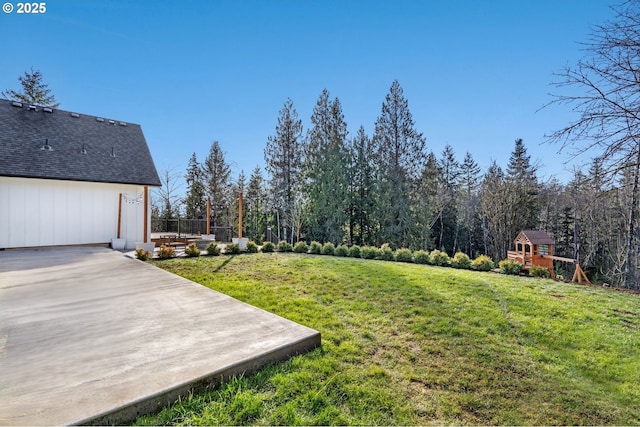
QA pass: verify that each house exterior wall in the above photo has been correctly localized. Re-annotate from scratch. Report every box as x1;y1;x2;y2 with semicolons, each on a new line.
0;177;149;249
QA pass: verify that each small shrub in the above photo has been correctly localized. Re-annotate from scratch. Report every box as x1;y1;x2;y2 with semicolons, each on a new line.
395;248;413;263
261;241;275;253
322;242;335;256
472;255;494;271
414;250;430;264
206;242;221;256
294;241;309;253
530;265;551;278
184;242;200;257
134;248;151;261
499;259;522;275
278;240;293;252
378;243;394;261
226;243;241;255
334;244;349;257
429;249;450;266
451;252;472;269
157;244;175;260
360;246;379;259
246;241;259;253
309;241;323;254
348;245;361;258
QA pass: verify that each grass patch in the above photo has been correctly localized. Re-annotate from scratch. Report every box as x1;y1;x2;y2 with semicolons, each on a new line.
137;254;640;425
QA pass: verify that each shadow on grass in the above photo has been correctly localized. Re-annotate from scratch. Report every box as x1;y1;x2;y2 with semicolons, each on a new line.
213;255;236;272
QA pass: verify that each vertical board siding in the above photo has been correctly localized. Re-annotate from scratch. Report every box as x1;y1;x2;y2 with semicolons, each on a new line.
0;177;146;249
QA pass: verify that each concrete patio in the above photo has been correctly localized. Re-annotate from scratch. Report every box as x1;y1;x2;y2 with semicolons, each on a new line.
0;248;320;425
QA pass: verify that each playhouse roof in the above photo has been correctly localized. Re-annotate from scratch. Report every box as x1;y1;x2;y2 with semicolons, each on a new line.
516;230;555;245
0;99;161;186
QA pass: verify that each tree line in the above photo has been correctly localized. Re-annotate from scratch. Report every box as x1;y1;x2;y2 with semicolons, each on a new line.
154;78;637;289
150;0;636;291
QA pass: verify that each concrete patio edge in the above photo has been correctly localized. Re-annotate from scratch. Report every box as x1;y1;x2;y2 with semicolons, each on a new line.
0;248;322;425
77;333;321;426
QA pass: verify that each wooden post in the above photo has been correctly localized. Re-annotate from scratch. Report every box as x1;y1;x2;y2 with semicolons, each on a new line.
206;198;211;235
238;192;243;238
117;193;123;239
572;263;591;285
143;186;149;243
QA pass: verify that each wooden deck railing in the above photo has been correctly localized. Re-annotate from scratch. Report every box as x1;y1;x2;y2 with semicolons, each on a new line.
507;251;532;266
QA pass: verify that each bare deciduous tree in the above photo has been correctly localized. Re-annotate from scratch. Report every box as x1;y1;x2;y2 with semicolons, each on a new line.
545;1;640;289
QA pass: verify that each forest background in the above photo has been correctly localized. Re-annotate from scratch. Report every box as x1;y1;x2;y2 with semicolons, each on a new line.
155;73;635;289
154;2;640;290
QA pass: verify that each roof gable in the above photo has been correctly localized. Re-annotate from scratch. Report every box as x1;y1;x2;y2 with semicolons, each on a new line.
0;99;161;186
515;230;555;245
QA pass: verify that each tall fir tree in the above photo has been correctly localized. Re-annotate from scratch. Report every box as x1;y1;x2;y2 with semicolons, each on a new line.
203;141;232;227
373;80;426;248
416;152;441;250
435;145;460;253
246;166;267;242
264;98;304;243
506;138;539;235
458;151;482;256
2;67;59;108
183;152;206;219
349;126;377;246
304;90;350;244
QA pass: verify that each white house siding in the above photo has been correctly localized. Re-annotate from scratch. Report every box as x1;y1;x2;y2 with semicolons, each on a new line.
0;177;149;249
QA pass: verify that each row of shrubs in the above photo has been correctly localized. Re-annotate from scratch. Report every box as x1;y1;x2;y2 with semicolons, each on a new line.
495;260;551;277
139;240;497;272
137;240;550;278
279;242;498;271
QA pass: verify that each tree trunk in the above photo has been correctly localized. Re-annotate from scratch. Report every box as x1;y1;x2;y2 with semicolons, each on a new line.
623;148;640;289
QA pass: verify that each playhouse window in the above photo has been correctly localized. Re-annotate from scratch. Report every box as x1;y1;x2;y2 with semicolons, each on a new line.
537;244;549;255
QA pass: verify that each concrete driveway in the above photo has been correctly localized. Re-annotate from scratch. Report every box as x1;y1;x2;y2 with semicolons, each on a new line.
0;248;320;425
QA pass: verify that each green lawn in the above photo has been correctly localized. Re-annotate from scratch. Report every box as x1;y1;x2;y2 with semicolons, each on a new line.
136;253;640;425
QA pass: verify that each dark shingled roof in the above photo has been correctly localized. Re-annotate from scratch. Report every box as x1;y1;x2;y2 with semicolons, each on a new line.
0;99;161;186
520;230;555;245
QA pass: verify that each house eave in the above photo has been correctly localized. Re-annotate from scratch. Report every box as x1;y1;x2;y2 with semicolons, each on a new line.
0;173;162;187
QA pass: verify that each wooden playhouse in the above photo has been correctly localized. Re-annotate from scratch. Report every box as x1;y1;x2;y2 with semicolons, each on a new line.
507;230;590;283
507;230;555;277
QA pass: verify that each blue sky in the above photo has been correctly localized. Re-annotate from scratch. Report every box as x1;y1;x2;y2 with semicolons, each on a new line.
1;0;616;193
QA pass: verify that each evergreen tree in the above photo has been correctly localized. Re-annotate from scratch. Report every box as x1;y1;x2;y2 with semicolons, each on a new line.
505;138;539;236
203;141;232;228
304;90;350;244
183;152;206;219
557;206;575;258
349;126;376;246
264;99;304;243
373;80;426;248
2;67;59;108
458;151;482;256
246;166;267;242
416;152;441;250
435;145;460;253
